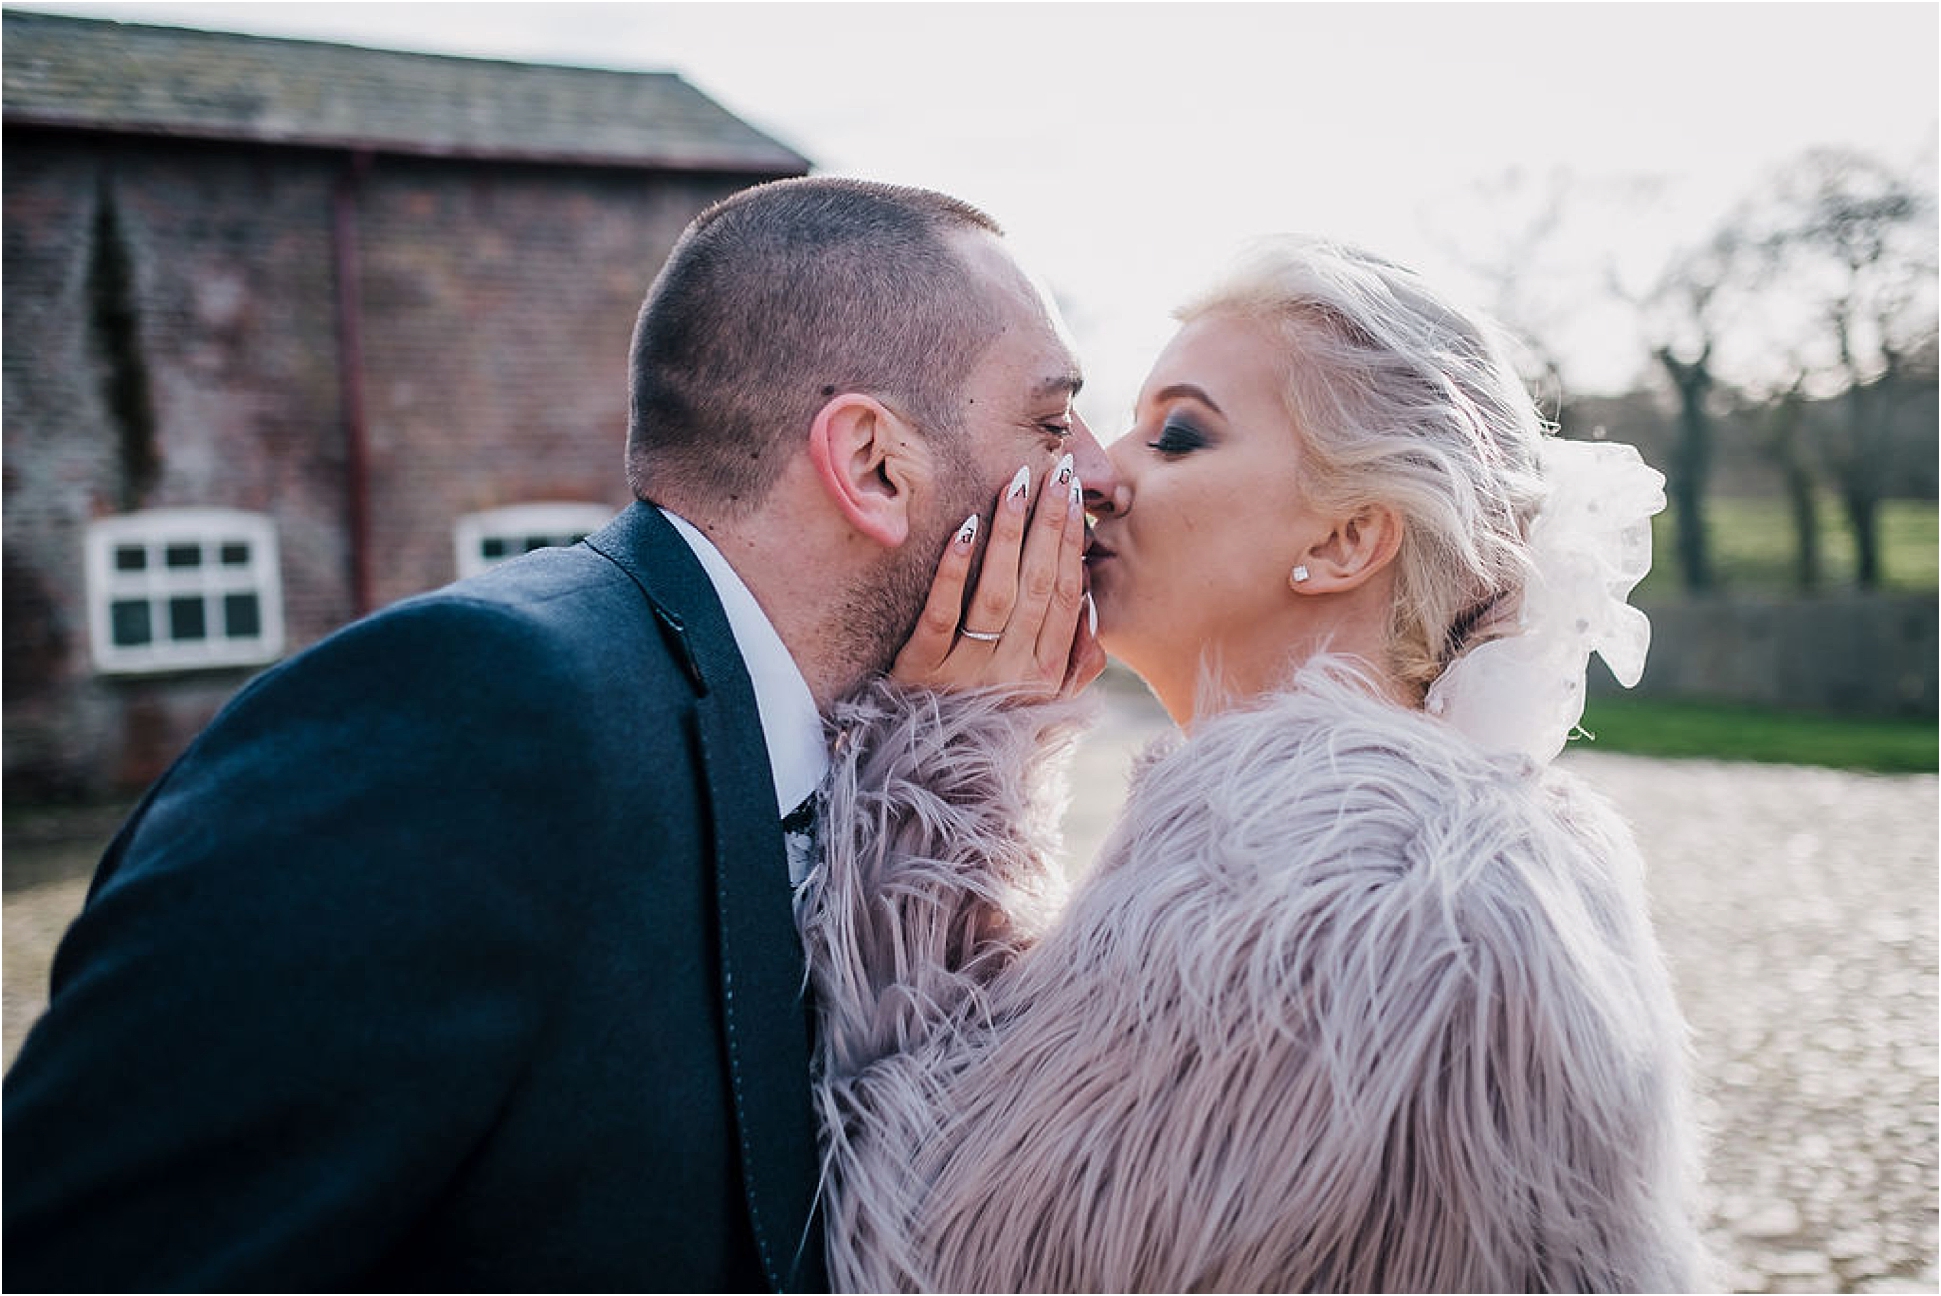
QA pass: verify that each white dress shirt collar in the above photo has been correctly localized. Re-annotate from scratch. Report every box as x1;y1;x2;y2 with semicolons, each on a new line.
658;509;829;819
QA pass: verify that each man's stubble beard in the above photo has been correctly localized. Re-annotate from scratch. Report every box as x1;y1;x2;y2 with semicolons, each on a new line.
833;462;989;683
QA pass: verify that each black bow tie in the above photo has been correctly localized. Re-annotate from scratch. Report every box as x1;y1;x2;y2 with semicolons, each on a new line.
781;795;819;888
780;796;816;836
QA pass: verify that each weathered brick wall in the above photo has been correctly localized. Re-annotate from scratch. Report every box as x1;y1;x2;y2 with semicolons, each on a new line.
4;126;762;796
353;159;736;606
5;133;352;794
3;138;119;795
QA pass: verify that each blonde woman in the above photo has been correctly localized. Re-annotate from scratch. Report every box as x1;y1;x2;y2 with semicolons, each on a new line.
798;236;1705;1292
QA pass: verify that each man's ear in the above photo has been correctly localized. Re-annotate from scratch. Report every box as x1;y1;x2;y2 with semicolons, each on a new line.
1293;504;1405;593
806;394;920;548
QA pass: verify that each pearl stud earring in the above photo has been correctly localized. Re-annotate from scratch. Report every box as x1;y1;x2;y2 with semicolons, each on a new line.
1290;564;1311;586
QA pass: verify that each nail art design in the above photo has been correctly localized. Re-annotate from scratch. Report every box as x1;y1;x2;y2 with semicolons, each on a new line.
1008;464;1031;501
957;514;979;546
1054;452;1074;485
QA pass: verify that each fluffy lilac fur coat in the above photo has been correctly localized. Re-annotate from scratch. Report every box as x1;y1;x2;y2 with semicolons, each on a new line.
796;667;1705;1292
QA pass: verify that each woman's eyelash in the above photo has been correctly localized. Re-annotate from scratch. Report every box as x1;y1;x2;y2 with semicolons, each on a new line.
1040;421;1073;439
1148;419;1205;455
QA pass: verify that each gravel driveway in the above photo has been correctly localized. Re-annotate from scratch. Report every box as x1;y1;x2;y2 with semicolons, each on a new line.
1569;751;1938;1293
6;692;1936;1293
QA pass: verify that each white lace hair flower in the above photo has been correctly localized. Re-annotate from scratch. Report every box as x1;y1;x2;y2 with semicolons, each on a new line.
1425;437;1667;765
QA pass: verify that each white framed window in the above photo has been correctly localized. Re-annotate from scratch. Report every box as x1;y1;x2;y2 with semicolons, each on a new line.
454;502;611;579
86;508;285;674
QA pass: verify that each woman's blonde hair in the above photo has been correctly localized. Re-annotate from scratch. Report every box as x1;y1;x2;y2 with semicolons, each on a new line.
1178;237;1550;696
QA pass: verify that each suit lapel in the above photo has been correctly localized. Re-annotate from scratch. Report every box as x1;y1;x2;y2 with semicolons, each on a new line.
588;503;824;1292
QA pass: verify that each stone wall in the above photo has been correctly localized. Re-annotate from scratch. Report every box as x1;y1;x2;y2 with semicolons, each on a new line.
1598;595;1938;718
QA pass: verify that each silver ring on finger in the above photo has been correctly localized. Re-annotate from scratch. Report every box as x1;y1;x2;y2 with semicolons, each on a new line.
959;627;1004;643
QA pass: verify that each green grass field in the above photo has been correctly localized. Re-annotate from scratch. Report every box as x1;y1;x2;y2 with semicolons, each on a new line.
1632;496;1938;602
1576;694;1937;773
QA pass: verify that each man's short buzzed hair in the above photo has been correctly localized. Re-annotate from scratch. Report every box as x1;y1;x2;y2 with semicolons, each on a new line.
626;176;1006;510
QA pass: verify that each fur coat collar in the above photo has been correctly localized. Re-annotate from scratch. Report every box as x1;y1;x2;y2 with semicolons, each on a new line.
798;665;1705;1292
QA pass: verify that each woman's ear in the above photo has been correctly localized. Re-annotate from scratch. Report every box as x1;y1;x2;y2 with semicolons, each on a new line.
1292;504;1404;594
806;394;921;548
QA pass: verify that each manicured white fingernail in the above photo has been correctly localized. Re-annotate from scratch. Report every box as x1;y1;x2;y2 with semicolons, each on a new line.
1069;475;1084;516
1007;464;1031;501
1054;452;1074;485
957;513;979;546
1086;592;1098;636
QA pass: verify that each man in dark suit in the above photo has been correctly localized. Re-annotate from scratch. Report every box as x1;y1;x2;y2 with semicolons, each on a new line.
3;176;1119;1291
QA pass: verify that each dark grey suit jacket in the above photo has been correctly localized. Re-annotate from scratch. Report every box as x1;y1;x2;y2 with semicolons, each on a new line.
4;503;827;1291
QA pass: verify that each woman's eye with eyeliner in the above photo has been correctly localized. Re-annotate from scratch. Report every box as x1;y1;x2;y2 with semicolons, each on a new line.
1040;421;1073;440
1148;419;1205;456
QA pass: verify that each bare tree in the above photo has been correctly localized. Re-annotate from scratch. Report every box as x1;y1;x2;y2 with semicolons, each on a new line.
1614;226;1744;593
1752;367;1824;589
1753;148;1939;588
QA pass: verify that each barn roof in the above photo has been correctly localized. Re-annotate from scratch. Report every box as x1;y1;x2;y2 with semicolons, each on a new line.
2;9;811;175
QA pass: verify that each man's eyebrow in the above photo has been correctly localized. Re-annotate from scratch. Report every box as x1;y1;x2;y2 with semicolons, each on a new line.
1154;382;1222;415
1035;371;1084;401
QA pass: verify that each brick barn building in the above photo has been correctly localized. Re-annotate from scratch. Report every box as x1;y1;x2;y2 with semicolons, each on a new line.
3;10;810;797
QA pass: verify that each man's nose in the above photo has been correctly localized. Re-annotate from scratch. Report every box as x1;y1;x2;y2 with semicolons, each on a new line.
1070;411;1128;517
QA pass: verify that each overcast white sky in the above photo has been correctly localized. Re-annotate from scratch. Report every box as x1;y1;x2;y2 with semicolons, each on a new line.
17;1;1940;420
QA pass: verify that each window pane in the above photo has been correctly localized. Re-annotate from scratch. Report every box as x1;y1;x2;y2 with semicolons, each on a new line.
223;592;261;638
89;512;285;673
169;596;207;641
111;599;152;646
481;536;508;560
